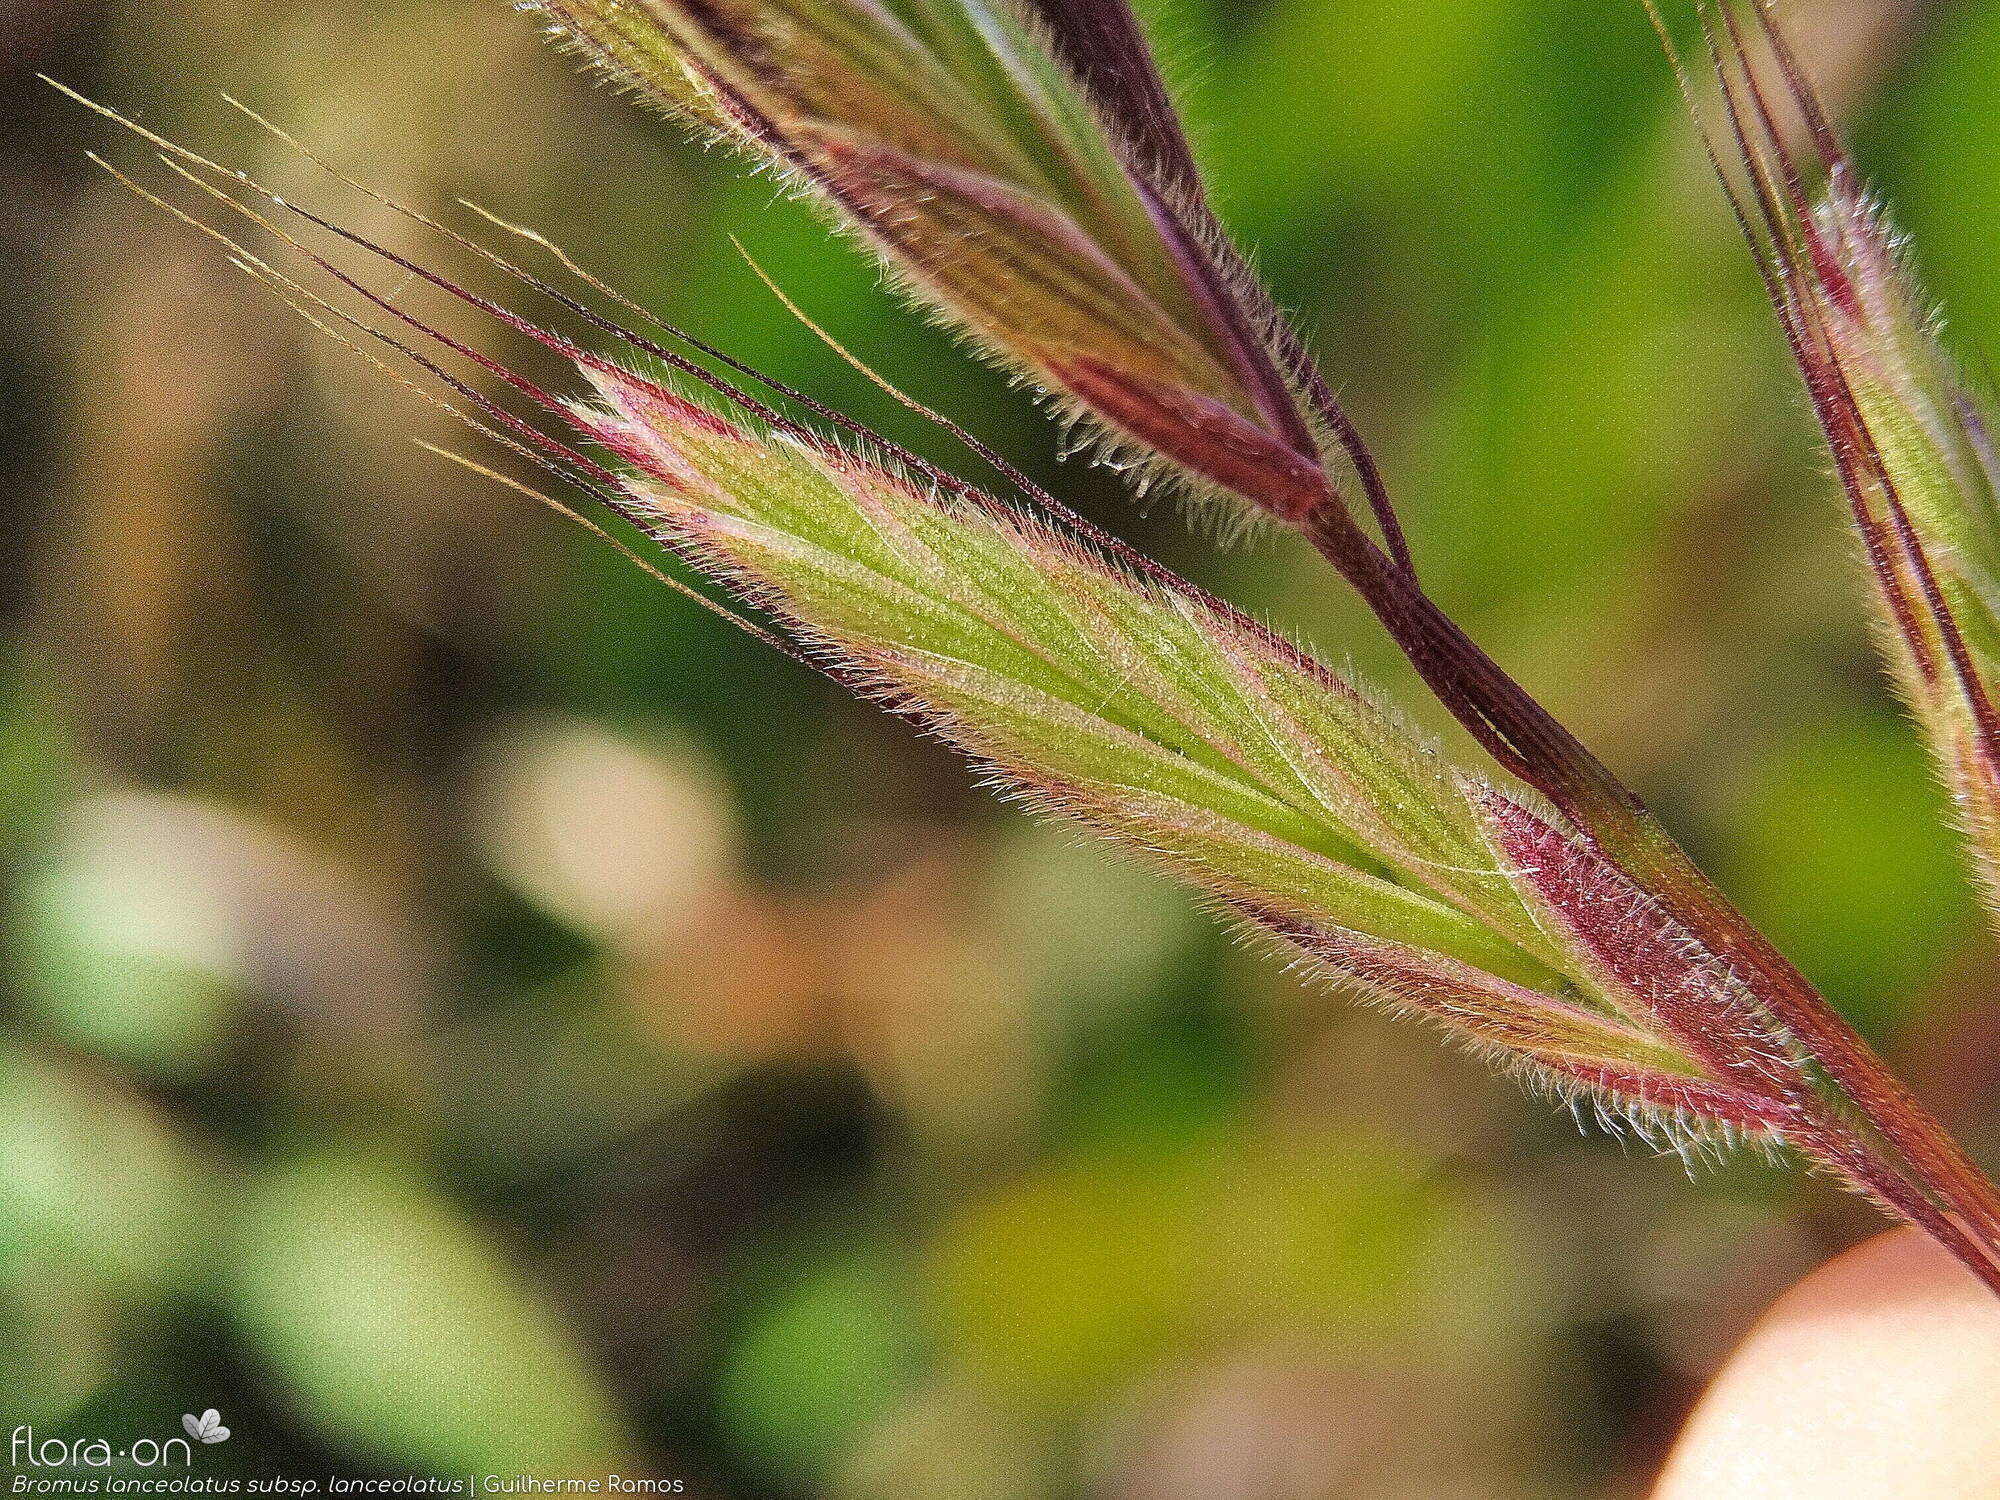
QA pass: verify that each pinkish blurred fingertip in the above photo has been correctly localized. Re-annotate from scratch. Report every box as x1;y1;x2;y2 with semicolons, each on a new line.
1653;1229;2000;1499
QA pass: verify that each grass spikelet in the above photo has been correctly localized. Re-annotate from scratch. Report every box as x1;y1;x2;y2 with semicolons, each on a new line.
48;0;2000;1299
1655;0;2000;924
523;0;1402;557
572;358;1817;1143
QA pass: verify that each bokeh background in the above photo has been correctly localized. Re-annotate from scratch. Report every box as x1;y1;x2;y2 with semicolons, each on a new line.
5;0;2000;1493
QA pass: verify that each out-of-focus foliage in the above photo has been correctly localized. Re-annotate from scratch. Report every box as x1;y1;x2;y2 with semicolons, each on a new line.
4;1;2000;1496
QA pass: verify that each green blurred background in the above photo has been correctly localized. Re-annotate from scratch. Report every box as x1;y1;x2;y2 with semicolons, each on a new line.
4;0;2000;1494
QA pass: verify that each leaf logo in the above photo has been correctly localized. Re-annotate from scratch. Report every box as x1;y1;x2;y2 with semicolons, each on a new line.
181;1410;230;1445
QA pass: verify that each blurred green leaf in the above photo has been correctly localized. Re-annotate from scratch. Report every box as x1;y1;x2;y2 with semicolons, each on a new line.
933;1130;1525;1412
1722;717;1976;1038
983;820;1203;1032
0;1258;114;1427
1898;2;2000;362
0;1047;202;1293
933;1151;1189;1411
14;798;244;1076
231;1148;635;1478
718;1252;918;1486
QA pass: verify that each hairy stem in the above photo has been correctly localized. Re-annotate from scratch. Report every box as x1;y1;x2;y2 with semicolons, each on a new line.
1299;482;2000;1289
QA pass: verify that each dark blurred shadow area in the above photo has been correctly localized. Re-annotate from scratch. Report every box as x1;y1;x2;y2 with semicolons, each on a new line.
5;1;2000;1495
